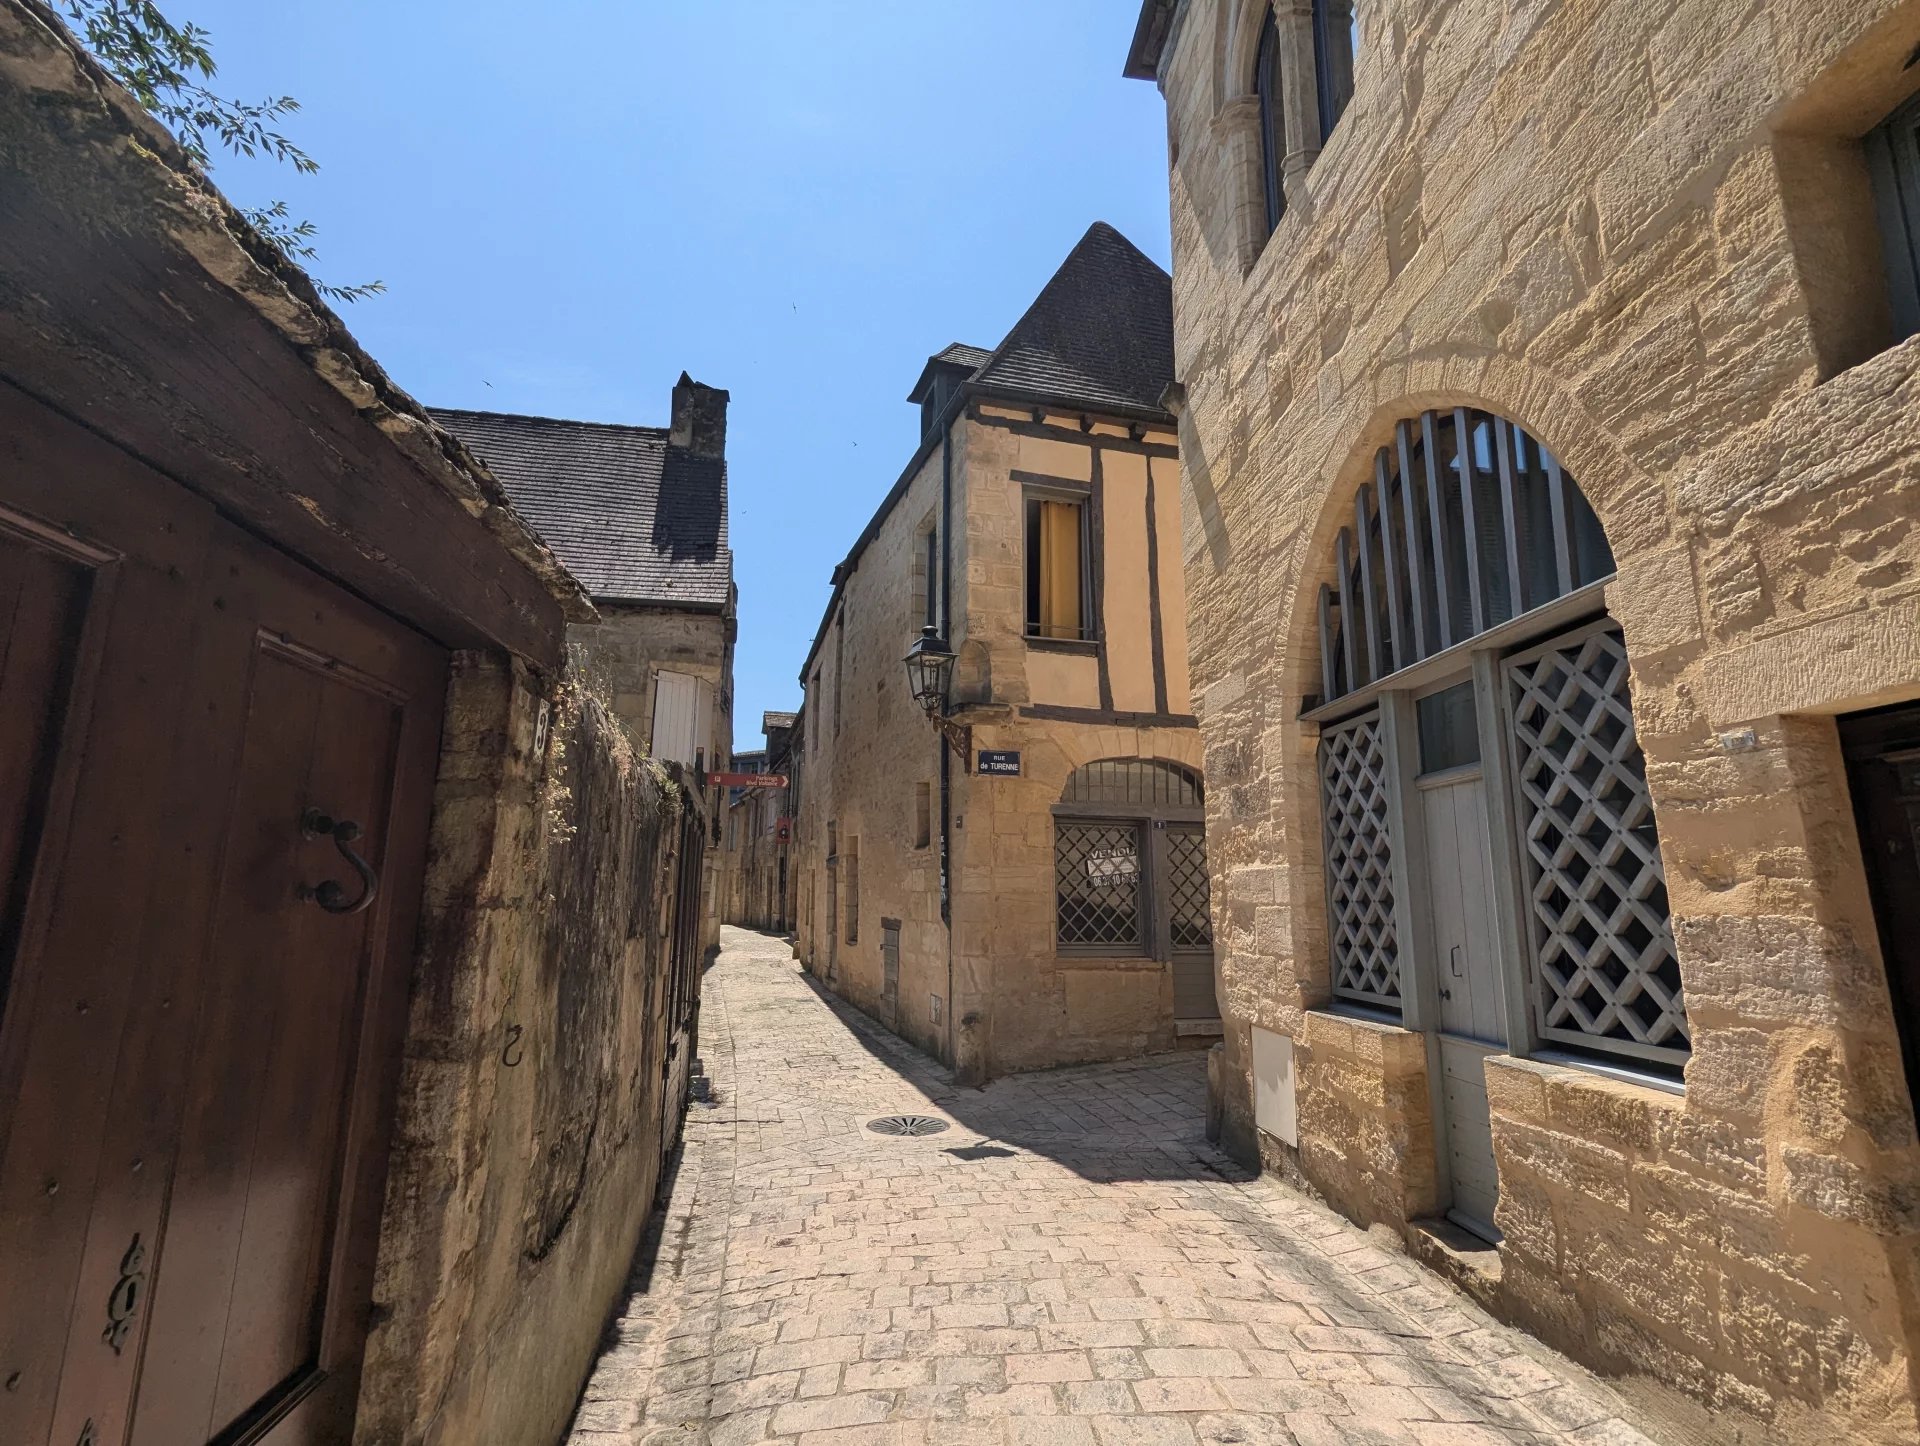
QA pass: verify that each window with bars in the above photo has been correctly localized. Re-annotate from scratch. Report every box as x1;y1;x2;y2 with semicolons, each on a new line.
1318;409;1615;703
1319;710;1400;1010
1061;758;1203;809
1052;758;1209;959
1167;830;1214;950
1055;820;1146;952
1506;623;1686;1069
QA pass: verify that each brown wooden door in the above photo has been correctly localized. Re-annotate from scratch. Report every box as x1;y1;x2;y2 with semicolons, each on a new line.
1842;704;1920;1127
0;384;445;1446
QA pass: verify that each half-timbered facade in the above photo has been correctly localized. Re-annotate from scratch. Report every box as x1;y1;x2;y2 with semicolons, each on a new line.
791;224;1217;1081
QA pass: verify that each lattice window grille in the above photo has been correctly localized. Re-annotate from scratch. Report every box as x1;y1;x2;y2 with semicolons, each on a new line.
1055;820;1146;952
1168;831;1213;950
1319;711;1401;1009
1506;623;1687;1067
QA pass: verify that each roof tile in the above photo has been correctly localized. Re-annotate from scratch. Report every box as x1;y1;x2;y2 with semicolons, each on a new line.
432;407;732;608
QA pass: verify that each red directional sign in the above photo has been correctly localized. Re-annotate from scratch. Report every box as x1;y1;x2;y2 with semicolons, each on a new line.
709;772;788;789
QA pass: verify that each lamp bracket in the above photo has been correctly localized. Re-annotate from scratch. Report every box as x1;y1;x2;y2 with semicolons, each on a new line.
928;712;972;771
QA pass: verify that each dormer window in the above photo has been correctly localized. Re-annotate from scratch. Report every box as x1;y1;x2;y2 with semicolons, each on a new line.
908;344;991;439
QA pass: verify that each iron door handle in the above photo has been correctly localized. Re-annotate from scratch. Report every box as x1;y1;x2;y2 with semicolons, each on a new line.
298;807;380;916
1449;944;1463;978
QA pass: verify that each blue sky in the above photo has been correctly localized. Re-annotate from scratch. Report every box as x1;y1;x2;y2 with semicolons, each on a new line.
173;1;1171;749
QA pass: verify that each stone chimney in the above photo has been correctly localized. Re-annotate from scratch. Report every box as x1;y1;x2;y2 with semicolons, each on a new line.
669;372;728;459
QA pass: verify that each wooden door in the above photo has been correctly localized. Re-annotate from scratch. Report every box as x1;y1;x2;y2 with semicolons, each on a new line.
1418;770;1505;1239
1841;706;1920;1125
0;385;444;1446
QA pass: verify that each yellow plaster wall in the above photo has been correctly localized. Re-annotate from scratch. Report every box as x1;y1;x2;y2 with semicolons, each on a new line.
1100;451;1157;712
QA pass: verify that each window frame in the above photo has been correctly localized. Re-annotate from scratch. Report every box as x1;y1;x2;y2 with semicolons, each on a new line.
1311;0;1356;148
1254;5;1286;238
1867;88;1920;344
1022;484;1097;645
913;780;932;851
1052;760;1207;960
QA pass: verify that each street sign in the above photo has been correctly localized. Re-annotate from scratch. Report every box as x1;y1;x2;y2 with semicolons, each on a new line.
709;772;788;789
976;750;1021;776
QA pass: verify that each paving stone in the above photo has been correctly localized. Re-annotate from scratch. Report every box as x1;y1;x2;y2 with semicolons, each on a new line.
561;930;1669;1446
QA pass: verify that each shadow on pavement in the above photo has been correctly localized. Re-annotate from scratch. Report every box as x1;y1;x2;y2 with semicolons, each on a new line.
720;927;1248;1187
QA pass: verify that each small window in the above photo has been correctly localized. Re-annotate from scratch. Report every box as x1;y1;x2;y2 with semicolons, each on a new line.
1417;681;1479;775
924;526;939;629
1312;0;1357;145
833;612;845;737
845;835;860;944
1868;90;1920;343
914;781;932;850
1024;494;1090;641
1255;6;1286;236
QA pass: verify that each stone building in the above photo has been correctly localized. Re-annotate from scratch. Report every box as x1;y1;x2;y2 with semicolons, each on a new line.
792;223;1218;1082
722;711;799;933
437;379;736;953
1127;0;1920;1439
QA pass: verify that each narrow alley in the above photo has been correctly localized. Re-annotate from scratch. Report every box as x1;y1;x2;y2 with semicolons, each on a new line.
568;928;1659;1446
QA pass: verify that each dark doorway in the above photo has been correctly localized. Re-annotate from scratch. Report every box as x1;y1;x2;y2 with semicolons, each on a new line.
1840;702;1920;1125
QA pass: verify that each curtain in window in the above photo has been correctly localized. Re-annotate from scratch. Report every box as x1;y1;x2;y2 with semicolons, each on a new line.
1036;501;1083;640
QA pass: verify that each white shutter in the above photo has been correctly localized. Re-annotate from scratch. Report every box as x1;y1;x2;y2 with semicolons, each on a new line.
651;671;699;766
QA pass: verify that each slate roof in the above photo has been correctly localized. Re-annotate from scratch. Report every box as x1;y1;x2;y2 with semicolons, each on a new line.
932;342;996;372
968;222;1175;418
432;408;732;609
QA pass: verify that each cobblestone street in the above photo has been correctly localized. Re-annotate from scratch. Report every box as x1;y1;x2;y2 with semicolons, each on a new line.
568;928;1661;1446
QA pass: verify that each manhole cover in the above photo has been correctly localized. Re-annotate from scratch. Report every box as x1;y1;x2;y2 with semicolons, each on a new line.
866;1114;950;1137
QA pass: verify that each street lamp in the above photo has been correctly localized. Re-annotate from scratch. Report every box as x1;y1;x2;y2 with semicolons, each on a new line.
903;625;971;769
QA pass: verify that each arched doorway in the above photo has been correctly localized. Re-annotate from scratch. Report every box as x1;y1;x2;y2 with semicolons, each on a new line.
1052;759;1218;1025
1310;409;1681;1240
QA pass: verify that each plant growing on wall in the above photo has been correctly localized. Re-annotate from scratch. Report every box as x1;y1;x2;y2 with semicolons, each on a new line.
61;0;383;302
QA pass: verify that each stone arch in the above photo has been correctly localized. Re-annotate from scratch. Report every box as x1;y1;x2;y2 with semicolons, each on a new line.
1276;361;1674;733
1215;0;1274;109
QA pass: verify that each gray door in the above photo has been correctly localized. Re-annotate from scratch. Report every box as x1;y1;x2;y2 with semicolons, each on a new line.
1418;769;1504;1238
1166;823;1219;1020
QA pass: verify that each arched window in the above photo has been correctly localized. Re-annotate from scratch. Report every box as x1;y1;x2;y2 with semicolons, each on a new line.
1318;410;1615;701
1312;1;1357;143
1053;759;1217;1019
1254;6;1285;235
1312;412;1685;1079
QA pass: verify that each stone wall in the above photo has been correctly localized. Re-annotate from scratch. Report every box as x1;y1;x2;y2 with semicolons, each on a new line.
352;654;700;1446
793;441;950;1059
569;604;732;956
1148;0;1920;1439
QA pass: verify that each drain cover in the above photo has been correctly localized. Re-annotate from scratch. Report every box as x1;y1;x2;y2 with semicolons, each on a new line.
866;1114;950;1136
